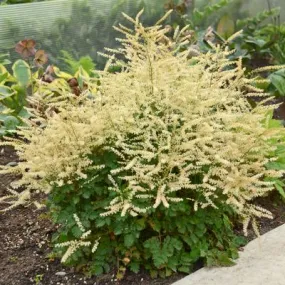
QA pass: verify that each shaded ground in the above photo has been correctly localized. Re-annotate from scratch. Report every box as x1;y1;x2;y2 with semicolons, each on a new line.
1;144;285;285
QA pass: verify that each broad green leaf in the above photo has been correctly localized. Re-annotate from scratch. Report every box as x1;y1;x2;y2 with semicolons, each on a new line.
275;181;285;199
0;65;9;84
0;85;15;100
18;108;30;119
269;73;285;96
273;69;285;77
12;60;31;87
3;116;19;130
245;37;266;48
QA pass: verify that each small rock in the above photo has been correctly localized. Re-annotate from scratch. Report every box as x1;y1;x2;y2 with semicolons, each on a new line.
6;161;18;167
55;272;66;276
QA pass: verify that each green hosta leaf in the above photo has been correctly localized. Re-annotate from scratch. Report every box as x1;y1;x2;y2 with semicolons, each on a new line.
12;60;31;87
0;73;8;84
273;179;285;199
0;127;7;136
269;72;285;96
245;38;266;48
3;116;19;130
18;107;30;119
276;184;285;199
0;85;15;100
0;65;9;84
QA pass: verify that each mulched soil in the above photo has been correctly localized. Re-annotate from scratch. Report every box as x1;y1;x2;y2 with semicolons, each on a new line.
1;137;285;285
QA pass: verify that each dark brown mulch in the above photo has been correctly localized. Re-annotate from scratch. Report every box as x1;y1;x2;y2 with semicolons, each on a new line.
1;144;285;285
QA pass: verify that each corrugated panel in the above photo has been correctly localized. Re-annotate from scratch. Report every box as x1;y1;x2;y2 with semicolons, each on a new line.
0;0;166;69
0;0;71;47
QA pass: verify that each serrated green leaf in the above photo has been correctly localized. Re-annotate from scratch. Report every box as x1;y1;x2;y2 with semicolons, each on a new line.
153;255;167;268
71;226;83;238
72;196;80;204
124;233;136;247
92;265;104;275
165;268;173;277
150;269;158;278
190;233;199;244
82;190;92;199
171;238;183;251
217;253;235;266
129;261;140;273
178;266;191;273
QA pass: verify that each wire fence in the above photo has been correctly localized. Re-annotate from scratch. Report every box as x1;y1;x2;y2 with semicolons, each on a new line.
0;0;283;70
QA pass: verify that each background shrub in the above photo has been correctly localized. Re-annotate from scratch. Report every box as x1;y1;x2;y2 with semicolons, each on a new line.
1;11;284;278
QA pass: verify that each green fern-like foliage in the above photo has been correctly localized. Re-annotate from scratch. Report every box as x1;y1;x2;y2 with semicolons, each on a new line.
1;10;285;277
59;50;95;76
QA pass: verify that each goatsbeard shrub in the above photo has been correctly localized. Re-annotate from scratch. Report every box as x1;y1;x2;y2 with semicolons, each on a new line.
1;11;285;277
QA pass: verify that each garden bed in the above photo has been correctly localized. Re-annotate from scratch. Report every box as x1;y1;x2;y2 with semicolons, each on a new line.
0;146;186;285
1;145;285;285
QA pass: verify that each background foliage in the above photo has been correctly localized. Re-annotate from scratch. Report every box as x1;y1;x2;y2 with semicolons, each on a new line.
0;0;285;281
